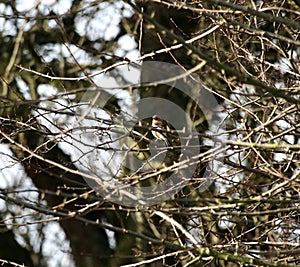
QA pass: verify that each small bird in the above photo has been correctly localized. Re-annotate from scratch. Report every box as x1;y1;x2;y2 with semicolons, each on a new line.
151;115;172;146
